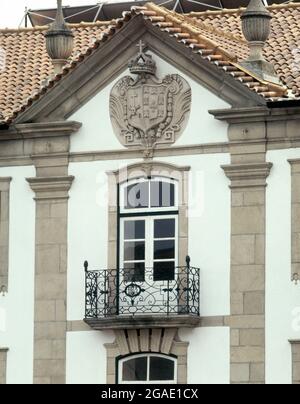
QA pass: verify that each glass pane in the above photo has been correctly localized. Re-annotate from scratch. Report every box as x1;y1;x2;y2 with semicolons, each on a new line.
151;181;175;208
154;219;175;239
149;357;175;381
122;357;147;381
154;240;175;260
125;182;149;209
124;263;145;282
124;241;145;261
124;221;145;240
154;261;175;281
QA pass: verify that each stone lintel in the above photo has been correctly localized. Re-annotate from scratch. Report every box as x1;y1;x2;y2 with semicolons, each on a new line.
222;162;272;189
26;176;74;201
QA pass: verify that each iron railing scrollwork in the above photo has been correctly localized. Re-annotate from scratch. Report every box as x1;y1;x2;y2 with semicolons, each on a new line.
84;259;200;318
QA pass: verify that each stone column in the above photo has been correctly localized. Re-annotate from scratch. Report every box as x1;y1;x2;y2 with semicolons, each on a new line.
0;178;12;292
0;348;8;384
222;161;272;384
27;153;74;384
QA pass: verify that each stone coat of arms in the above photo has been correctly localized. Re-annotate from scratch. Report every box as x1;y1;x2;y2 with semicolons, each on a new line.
110;42;191;152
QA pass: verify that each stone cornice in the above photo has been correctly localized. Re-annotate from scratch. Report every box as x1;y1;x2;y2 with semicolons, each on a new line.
210;106;300;124
26;175;74;201
222;162;273;188
289;340;300;345
288;159;300;166
0;121;82;141
0;348;9;352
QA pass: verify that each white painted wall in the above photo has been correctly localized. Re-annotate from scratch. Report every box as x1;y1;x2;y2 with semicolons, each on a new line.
266;149;300;384
66;330;114;384
68;159;138;321
68;154;230;321
0;166;35;384
69;52;229;153
180;327;230;384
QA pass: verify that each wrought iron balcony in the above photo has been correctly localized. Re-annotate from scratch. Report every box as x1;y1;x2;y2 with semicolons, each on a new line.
84;258;201;330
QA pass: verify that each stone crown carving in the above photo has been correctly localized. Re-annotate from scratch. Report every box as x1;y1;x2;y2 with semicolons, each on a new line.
110;42;191;151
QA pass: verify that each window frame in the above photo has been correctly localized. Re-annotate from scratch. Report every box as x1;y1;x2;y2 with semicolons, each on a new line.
118;353;178;384
119;177;179;215
119;214;179;282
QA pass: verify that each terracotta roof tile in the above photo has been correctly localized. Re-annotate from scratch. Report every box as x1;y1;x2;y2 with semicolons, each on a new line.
0;2;298;125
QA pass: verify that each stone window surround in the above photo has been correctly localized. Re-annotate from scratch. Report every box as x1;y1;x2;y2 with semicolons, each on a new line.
0;348;8;384
106;161;190;269
105;328;188;384
0;178;12;293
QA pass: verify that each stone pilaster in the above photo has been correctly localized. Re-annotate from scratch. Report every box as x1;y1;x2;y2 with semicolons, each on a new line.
290;340;300;384
27;172;74;384
289;160;300;282
0;348;8;384
222;162;272;384
0;178;12;292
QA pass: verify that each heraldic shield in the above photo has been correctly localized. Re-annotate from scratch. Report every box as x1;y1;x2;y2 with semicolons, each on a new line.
110;44;191;150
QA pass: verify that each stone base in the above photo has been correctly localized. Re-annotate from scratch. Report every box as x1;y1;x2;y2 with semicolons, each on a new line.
240;60;281;85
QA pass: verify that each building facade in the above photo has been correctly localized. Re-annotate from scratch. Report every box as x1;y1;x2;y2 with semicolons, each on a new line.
0;0;300;384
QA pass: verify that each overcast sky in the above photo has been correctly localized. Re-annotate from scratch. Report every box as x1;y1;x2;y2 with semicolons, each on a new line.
0;1;127;28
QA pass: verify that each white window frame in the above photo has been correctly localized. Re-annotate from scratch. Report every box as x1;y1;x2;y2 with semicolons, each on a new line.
120;177;179;214
120;215;179;271
118;353;177;384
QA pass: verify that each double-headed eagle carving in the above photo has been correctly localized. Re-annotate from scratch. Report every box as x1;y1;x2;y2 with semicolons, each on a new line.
110;42;191;152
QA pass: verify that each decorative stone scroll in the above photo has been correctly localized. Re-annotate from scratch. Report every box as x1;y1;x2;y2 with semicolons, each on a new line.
110;41;191;152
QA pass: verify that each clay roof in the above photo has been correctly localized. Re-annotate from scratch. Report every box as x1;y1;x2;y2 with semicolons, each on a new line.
0;2;299;125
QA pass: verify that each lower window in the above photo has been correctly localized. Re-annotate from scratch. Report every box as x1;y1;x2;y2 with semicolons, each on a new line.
118;353;177;384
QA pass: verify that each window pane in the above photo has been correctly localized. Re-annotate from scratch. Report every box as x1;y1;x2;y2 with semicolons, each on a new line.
154;219;175;239
150;181;175;208
149;357;175;381
122;357;147;381
124;263;145;282
154;261;175;281
125;182;149;209
154;240;175;260
124;241;145;261
124;221;145;240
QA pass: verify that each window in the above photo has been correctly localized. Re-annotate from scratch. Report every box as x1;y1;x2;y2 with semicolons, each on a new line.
120;178;178;283
119;354;177;384
121;178;177;213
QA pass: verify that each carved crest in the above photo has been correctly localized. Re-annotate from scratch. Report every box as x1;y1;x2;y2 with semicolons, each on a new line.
110;42;191;151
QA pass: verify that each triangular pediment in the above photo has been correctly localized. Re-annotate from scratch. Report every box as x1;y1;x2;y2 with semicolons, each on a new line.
12;6;284;125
